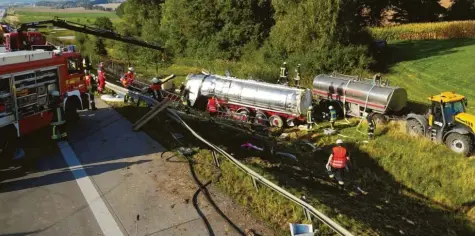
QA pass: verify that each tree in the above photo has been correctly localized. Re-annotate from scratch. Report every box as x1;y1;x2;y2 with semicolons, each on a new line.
91;17;114;57
390;0;446;23
114;24;137;66
446;0;475;20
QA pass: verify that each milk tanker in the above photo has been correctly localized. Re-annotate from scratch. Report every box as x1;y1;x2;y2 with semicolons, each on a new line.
312;73;408;120
184;73;313;127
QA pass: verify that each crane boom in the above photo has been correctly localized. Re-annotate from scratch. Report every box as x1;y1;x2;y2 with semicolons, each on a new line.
17;18;164;51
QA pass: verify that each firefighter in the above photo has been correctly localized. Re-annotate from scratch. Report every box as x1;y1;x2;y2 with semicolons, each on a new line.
97;62;106;93
278;62;289;84
150;77;163;101
49;91;67;140
207;95;220;116
367;113;376;140
84;71;97;110
82;56;91;74
306;105;314;129
326;139;350;189
329;105;337;129
372;73;382;85
294;63;301;87
120;67;135;88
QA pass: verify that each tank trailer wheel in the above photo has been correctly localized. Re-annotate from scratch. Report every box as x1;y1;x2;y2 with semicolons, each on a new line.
269;115;283;128
254;112;267;126
445;133;473;157
406;119;424;136
237;108;250;123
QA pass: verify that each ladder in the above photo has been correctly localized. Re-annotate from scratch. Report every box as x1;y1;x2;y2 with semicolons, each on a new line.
132;90;182;131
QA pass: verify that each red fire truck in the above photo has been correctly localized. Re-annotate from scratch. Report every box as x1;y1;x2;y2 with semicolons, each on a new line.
0;18;163;160
0;49;89;158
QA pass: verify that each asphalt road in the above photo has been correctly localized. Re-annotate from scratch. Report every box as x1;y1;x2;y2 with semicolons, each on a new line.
0;98;275;236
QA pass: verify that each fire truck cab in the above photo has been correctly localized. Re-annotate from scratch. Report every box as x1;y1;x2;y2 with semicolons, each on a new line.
0;48;89;158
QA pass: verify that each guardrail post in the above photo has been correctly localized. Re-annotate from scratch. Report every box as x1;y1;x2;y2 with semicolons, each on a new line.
251;177;259;191
212;150;220;167
303;207;312;222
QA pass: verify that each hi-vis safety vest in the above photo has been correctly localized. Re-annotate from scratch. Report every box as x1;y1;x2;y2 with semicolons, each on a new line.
330;109;337;121
331;146;347;168
280;67;288;78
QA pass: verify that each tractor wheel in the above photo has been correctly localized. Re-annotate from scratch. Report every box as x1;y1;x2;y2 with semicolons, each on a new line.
269;115;283;128
0;125;17;164
445;133;473;157
406;119;424;136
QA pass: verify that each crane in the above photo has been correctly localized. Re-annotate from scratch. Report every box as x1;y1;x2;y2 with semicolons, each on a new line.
11;17;164;51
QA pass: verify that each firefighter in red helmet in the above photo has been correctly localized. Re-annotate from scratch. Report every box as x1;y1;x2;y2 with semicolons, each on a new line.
97;62;106;93
207;95;220;116
326;139;350;190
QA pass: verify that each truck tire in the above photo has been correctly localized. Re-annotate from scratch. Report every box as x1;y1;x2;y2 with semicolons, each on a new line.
445;133;473;157
0;125;17;163
406;119;424;136
269;115;283;128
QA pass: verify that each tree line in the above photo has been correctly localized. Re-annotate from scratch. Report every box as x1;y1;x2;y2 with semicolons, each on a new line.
78;0;475;79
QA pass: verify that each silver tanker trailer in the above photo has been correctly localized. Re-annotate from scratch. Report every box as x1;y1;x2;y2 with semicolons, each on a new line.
184;73;313;128
312;73;408;120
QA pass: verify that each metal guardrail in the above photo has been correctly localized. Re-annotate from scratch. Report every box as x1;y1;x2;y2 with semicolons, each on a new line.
103;82;354;236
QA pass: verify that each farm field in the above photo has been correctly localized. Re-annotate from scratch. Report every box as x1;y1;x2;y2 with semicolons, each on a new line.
384;39;475;111
10;7;120;23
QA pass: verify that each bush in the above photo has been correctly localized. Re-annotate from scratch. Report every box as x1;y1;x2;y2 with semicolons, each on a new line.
370;20;475;41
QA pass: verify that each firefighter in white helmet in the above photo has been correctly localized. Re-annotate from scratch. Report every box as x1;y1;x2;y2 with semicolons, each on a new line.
49;91;67;140
120;67;135;88
326;139;350;190
149;77;163;101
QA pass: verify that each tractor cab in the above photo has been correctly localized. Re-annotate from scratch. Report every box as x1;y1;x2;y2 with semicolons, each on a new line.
427;92;474;156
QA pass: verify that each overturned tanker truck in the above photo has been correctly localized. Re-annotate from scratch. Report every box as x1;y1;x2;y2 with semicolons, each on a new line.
184;73;313;128
312;73;408;122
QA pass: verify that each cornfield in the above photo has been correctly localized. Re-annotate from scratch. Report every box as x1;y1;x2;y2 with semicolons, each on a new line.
370;20;475;41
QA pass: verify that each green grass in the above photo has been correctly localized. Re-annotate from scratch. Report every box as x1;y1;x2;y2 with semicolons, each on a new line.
15;10;120;24
384;39;475;111
104;38;475;235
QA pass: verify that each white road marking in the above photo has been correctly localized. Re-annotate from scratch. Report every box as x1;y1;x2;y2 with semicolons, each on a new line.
57;141;124;236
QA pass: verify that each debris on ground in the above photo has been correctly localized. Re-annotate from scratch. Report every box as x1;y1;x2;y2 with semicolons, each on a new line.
177;147;194;155
356;186;369;195
301;140;321;151
278;133;290;139
323;128;337;135
399;230;405;235
275;152;298;161
402;216;415;225
172;133;184;140
297;125;309;131
244;228;256;236
241;142;264;151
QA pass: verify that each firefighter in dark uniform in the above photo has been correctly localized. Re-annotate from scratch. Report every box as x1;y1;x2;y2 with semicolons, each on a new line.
278;62;289;84
367;113;376;140
49;91;67;140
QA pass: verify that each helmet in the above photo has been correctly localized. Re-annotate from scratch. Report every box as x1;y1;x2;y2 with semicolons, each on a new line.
283;62;287;65
336;139;343;144
50;90;60;97
329;106;334;110
99;62;104;67
308;106;313;110
128;67;134;72
151;77;161;84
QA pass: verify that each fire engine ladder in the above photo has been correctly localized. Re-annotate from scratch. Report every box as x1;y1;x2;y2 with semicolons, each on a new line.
132;91;182;131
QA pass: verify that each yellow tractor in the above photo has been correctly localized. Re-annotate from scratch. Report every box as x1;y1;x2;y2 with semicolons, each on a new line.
406;92;475;156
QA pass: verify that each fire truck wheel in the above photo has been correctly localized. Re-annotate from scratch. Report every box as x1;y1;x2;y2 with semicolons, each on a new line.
0;125;17;163
269;115;283;128
65;97;80;124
